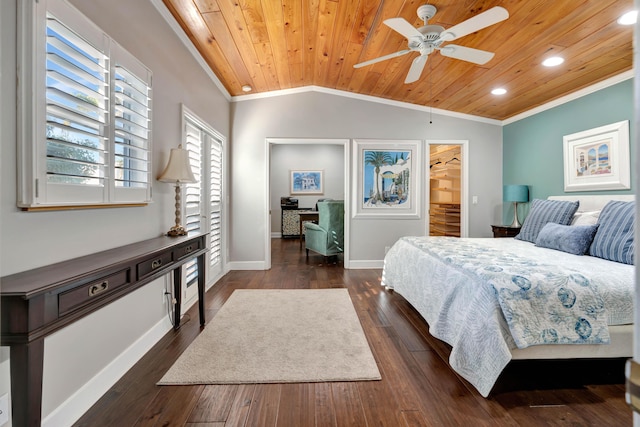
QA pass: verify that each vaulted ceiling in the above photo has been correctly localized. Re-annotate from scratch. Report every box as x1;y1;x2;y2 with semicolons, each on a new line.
162;0;634;121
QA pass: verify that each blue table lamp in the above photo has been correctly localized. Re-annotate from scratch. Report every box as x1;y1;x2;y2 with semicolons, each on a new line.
504;185;529;227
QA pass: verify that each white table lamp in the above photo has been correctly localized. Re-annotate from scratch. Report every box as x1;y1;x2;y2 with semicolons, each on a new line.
158;144;197;236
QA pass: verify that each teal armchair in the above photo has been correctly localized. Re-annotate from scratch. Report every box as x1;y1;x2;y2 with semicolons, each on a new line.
304;201;344;259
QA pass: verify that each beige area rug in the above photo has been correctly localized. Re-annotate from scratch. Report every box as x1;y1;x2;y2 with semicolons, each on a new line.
157;288;381;385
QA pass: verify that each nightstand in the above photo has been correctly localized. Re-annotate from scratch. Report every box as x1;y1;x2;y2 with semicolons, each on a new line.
491;225;521;238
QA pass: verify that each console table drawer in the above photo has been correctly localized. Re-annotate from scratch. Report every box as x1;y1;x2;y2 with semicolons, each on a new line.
175;239;202;260
137;252;174;280
58;269;131;316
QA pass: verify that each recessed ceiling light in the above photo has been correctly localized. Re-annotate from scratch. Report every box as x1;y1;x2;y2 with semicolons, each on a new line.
618;10;638;25
491;88;507;95
241;85;252;92
542;56;564;67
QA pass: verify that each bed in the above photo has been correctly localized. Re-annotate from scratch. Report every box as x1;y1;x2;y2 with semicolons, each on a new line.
381;195;635;397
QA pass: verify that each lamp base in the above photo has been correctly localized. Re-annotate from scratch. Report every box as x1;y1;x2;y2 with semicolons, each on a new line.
508;202;522;228
167;225;188;237
167;183;187;237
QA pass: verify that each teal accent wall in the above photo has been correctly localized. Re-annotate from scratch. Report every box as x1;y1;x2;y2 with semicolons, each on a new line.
503;79;634;208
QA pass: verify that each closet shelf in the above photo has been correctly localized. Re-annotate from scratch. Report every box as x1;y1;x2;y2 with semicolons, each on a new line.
429;144;461;238
431;187;460;192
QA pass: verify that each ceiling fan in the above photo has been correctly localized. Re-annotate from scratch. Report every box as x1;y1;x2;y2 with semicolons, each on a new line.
354;4;509;84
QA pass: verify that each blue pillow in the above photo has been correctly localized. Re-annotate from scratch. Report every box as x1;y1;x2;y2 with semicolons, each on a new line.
515;199;580;243
589;200;635;264
535;223;599;255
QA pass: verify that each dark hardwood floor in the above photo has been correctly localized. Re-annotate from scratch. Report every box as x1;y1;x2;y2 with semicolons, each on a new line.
75;238;632;426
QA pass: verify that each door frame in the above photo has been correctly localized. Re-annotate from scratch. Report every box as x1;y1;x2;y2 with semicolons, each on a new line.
426;140;469;238
264;138;350;270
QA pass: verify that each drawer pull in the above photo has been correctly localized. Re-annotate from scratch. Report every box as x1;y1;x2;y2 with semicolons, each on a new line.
151;259;163;269
89;281;109;297
185;245;193;253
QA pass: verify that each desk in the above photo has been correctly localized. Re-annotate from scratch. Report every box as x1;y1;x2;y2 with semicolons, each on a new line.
0;233;207;427
298;211;319;245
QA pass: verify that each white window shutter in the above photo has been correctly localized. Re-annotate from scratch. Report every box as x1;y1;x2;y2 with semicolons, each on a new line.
18;0;153;208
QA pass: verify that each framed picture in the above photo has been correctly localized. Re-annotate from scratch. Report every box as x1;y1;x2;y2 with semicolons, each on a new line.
563;121;630;192
352;139;421;219
290;170;323;195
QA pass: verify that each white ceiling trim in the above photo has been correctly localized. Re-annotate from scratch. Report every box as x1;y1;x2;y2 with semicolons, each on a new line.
149;0;231;101
502;70;634;125
147;0;633;127
231;85;502;125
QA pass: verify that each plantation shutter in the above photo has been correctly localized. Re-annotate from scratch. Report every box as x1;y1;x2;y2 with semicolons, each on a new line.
111;42;152;202
180;107;224;307
184;120;203;287
19;0;152;207
209;137;223;268
44;11;108;202
113;63;151;191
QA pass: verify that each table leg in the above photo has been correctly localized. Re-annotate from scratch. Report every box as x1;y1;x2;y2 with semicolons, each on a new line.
197;253;206;327
10;339;44;427
173;268;182;329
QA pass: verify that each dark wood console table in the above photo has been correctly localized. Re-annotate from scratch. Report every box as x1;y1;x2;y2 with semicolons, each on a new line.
0;233;208;427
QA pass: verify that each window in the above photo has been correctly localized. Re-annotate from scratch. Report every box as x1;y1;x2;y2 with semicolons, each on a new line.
182;107;224;306
18;0;152;208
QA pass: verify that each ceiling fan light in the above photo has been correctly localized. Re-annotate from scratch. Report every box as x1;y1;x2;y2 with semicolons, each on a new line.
617;10;638;25
542;56;564;67
491;88;507;95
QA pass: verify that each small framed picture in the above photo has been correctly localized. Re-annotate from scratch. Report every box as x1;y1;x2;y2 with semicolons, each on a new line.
290;170;323;195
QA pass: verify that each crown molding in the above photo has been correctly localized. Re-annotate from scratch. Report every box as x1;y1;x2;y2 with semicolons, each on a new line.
231;70;634;127
149;0;231;101
502;70;634;125
231;85;502;125
144;2;633;128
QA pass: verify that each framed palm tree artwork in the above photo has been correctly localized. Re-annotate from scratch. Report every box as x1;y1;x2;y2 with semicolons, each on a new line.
352;139;421;219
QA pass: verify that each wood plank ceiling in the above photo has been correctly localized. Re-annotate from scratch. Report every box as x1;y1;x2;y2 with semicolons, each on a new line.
162;0;634;121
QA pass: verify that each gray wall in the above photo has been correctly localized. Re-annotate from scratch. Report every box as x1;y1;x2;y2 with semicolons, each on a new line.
0;0;229;424
230;91;503;266
270;144;345;236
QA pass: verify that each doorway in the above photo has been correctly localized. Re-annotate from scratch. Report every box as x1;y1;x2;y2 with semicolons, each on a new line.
264;139;350;270
427;140;468;237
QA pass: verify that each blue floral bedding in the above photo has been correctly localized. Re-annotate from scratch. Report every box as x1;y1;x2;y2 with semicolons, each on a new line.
381;236;634;397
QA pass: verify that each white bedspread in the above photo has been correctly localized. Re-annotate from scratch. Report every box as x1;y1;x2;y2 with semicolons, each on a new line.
381;236;634;397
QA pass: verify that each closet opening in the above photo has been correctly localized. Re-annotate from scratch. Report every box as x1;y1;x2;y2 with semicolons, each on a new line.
429;144;462;237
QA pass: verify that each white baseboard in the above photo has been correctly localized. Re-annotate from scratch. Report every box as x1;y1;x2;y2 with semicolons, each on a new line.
226;259;380;270
271;232;281;238
42;317;173;427
347;259;384;269
227;260;268;270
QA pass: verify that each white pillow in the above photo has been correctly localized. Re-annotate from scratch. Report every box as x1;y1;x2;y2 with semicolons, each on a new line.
571;210;600;226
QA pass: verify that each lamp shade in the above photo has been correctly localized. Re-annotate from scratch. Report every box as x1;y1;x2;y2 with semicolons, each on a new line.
158;145;197;183
503;185;529;203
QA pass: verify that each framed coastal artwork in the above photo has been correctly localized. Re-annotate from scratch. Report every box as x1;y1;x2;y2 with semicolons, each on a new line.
290;170;323;195
352;139;421;219
562;121;630;192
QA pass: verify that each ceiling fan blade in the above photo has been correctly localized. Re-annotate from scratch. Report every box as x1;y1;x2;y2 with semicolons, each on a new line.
439;45;495;64
438;6;509;42
353;49;411;68
405;55;428;84
384;17;424;40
